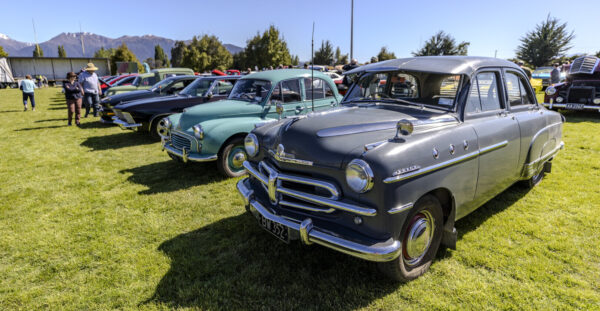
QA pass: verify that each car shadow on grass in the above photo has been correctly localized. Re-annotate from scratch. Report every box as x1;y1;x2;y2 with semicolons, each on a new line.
0;110;22;113
120;161;225;194
77;121;116;129
146;213;401;310
35;118;68;123
81;132;155;151
15;125;70;131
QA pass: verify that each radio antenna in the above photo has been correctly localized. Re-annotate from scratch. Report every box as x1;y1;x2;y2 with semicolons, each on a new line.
311;22;315;112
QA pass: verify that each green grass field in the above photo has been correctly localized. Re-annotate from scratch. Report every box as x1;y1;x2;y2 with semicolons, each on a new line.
0;88;598;310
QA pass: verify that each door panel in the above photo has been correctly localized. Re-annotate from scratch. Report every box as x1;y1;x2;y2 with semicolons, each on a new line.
303;77;337;111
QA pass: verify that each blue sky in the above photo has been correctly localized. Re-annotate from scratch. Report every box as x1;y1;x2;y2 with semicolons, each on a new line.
1;0;598;62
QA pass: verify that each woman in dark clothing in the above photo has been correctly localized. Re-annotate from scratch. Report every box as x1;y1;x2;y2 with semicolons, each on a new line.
63;72;84;126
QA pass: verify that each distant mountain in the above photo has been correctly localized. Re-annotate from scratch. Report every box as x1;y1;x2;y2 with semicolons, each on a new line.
0;32;243;61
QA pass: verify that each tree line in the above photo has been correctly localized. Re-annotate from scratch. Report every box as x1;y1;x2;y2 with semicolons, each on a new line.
1;16;596;72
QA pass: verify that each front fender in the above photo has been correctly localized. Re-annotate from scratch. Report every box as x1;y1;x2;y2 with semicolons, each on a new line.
199;117;275;154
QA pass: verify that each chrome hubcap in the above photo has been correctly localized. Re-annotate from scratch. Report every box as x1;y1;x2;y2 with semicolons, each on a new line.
157;120;168;137
403;211;434;266
230;149;246;170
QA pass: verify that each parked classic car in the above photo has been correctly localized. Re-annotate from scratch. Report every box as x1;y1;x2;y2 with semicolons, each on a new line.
237;57;564;281
104;67;194;96
99;75;198;123
544;55;600;113
160;69;343;177
111;75;241;137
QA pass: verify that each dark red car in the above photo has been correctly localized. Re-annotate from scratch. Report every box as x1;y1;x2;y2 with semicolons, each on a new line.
544;55;600;113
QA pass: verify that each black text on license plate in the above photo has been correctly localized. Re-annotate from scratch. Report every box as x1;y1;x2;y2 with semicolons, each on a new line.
258;214;289;243
566;103;585;110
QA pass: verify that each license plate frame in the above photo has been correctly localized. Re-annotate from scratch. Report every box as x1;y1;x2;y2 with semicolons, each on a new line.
258;214;290;243
566;103;585;110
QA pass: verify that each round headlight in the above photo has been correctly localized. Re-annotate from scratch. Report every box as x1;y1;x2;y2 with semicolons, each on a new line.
244;133;259;157
345;159;374;193
593;98;600;105
546;86;556;96
556;97;563;103
192;124;204;140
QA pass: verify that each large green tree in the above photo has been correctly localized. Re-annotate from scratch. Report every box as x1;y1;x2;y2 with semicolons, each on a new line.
334;47;348;65
0;45;8;57
291;55;299;66
154;45;169;68
516;15;574;68
93;47;115;59
110;43;142;74
58;45;67;58
170;41;187;67
33;44;44;57
314;40;334;65
377;47;396;61
181;35;232;72
412;31;469;56
242;25;292;69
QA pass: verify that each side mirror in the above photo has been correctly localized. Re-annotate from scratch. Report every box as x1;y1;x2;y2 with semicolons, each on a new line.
206;91;213;99
273;100;284;120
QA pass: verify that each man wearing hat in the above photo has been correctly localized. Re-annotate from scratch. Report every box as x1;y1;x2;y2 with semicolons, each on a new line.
78;62;102;117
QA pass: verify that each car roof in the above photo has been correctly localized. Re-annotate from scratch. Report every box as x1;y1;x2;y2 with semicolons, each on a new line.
242;69;333;82
197;75;242;81
345;56;523;76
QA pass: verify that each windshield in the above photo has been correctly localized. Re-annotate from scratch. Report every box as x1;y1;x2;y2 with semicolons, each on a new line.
532;67;552;79
180;78;213;97
150;78;176;92
132;76;156;87
343;71;462;110
228;79;272;102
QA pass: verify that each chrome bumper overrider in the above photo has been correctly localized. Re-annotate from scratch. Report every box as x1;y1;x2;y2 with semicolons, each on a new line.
237;178;402;262
161;139;217;163
111;116;142;130
543;103;600;112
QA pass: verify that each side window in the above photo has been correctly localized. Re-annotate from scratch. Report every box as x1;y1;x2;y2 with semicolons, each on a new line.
518;78;534;106
324;81;335;97
216;81;234;95
169;81;185;93
505;72;522;106
304;78;325;100
270;83;282;101
281;79;301;103
466;72;501;113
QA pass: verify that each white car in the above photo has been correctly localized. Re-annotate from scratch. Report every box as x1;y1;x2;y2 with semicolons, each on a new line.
324;71;344;84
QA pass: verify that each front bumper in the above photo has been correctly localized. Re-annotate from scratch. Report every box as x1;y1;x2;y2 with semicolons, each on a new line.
236;177;402;262
161;138;217;163
112;116;142;130
543;102;600;112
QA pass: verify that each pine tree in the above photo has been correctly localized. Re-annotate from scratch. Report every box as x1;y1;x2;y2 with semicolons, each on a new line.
0;45;8;57
58;45;67;58
33;44;44;57
154;45;169;68
170;41;187;67
313;40;334;65
413;31;469;56
181;35;232;72
242;25;292;69
515;15;574;67
110;43;142;74
377;47;396;61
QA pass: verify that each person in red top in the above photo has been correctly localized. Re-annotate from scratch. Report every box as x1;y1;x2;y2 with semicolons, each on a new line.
63;72;84;126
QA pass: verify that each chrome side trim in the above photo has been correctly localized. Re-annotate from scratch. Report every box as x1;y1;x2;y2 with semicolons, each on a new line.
388;203;414;215
238;178;401;262
522;141;564;178
163;144;218;162
383;140;508;184
243;161;376;216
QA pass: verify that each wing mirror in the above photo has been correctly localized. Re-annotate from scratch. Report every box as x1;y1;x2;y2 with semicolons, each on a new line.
394;119;413;140
206;91;213;99
272;100;284;120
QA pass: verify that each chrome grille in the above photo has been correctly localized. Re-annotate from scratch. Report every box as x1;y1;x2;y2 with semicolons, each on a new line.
171;133;192;150
569;56;599;75
244;160;376;216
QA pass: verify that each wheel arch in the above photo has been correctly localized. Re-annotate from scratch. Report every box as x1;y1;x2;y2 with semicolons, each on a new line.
422;187;457;250
217;132;249;156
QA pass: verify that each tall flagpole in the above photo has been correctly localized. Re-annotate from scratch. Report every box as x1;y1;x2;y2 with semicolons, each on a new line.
79;22;85;56
311;22;315;112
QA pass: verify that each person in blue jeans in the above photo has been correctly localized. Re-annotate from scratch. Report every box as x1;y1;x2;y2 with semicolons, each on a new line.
20;75;37;111
78;63;102;117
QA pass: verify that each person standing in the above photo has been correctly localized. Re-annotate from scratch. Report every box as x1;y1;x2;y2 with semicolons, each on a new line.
20;75;37;111
550;63;561;84
63;72;84;126
78;62;102;117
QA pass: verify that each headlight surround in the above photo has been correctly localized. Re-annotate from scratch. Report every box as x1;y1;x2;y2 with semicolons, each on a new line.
192;124;204;140
546;86;556;96
244;133;259;157
593;98;600;104
345;159;374;193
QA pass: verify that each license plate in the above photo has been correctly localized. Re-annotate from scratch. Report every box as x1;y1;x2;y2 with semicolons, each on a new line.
258;214;289;243
566;103;585;110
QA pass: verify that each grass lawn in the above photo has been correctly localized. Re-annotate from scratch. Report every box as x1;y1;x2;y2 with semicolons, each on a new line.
0;87;599;310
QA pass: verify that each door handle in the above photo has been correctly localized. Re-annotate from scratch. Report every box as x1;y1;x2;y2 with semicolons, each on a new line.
330;101;336;106
295;106;304;113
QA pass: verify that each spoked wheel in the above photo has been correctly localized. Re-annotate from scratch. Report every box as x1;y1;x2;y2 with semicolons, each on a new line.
217;137;248;177
378;194;443;282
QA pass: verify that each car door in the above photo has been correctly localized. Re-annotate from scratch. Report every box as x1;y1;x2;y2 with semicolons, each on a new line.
303;77;338;112
269;78;305;117
463;70;521;204
503;69;547;167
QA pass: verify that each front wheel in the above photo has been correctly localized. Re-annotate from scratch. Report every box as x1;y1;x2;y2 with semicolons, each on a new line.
378;194;443;282
150;116;170;140
217;137;248;177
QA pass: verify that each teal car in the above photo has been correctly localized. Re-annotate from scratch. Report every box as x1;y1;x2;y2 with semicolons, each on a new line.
160;69;342;177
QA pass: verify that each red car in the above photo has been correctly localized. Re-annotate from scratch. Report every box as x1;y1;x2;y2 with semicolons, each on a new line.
101;74;138;93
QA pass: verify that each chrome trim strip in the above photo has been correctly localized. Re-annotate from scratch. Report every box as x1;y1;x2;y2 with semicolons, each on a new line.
280;200;335;213
383;140;508;184
268;150;313;166
522;141;564;178
163;144;217;162
243;161;376;216
238;178;401;262
388;203;414;214
111;116;142;130
542;103;600;111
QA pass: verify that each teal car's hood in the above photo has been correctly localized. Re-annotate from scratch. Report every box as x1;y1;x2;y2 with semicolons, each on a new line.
177;99;263;131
